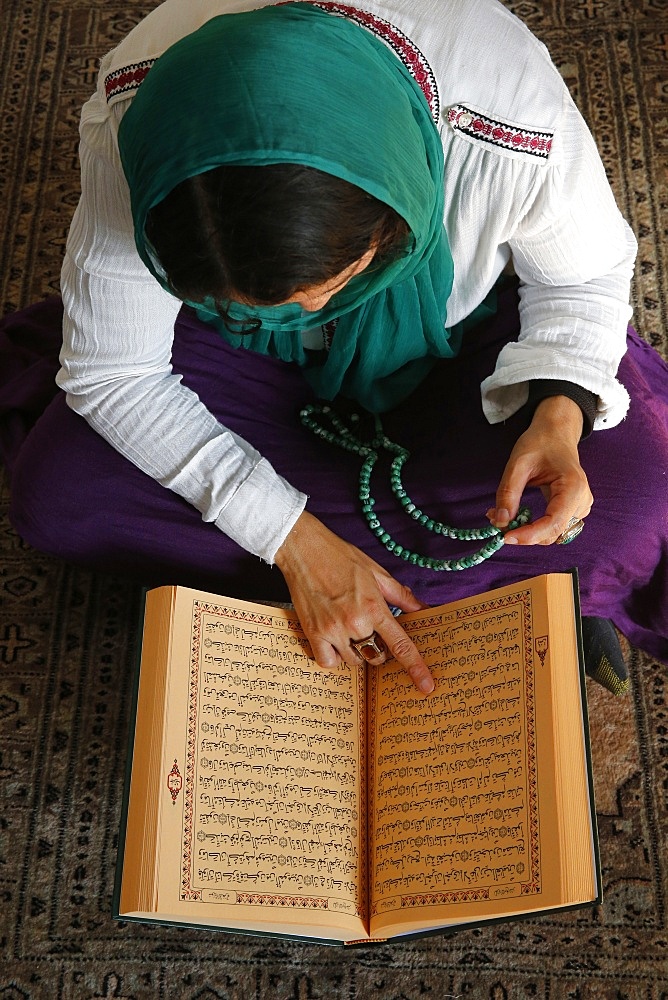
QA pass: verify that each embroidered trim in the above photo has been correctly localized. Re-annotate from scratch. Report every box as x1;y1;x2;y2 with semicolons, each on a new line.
105;60;155;102
322;318;338;351
448;104;553;159
288;1;439;122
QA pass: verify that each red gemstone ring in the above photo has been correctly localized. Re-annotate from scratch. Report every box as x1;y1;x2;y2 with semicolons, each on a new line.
350;632;387;662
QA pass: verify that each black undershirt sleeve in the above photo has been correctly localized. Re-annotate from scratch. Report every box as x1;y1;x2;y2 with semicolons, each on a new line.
526;379;598;440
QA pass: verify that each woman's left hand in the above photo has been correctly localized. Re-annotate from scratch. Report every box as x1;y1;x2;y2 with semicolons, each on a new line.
486;395;593;545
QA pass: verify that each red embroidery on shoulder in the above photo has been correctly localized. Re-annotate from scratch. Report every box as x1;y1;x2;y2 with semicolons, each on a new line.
448;105;553;159
285;1;439;122
105;60;155;102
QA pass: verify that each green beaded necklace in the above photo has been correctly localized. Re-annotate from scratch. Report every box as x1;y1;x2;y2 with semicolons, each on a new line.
300;403;531;571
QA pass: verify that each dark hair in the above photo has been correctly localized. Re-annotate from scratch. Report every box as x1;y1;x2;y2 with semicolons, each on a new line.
144;164;410;326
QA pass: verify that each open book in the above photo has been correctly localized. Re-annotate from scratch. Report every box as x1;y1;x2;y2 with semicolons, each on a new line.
114;572;600;944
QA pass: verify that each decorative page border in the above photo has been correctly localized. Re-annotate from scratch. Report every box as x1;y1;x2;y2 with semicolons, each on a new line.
237;892;329;908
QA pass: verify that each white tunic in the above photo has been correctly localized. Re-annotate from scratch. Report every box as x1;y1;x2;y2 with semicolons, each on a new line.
57;0;637;564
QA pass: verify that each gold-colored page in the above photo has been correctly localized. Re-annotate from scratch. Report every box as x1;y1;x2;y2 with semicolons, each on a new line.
546;577;598;900
150;587;367;942
368;574;581;939
119;586;175;915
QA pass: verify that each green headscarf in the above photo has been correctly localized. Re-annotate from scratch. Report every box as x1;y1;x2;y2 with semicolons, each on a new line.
118;2;464;412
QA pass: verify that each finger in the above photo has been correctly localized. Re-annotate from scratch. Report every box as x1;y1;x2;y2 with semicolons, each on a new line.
306;611;434;694
503;513;570;546
490;457;533;527
380;618;434;695
349;631;389;667
504;502;591;546
311;623;389;671
308;633;347;669
373;572;429;612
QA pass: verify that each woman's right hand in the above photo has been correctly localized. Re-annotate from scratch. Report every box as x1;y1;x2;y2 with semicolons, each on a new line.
274;511;435;694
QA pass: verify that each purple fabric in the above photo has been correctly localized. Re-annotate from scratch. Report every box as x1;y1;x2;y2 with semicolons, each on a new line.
1;287;667;663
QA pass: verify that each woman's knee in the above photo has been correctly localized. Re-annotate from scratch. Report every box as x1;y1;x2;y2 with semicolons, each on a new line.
8;395;112;559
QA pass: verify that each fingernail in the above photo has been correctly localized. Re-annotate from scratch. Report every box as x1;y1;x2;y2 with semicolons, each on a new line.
495;508;510;527
504;535;518;545
418;674;435;694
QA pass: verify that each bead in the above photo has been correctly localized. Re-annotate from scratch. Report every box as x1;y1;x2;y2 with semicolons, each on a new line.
299;403;532;574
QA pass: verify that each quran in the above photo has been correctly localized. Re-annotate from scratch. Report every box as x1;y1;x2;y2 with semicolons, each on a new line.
113;573;600;944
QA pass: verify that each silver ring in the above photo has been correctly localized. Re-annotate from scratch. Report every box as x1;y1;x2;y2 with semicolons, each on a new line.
556;517;585;545
350;631;387;662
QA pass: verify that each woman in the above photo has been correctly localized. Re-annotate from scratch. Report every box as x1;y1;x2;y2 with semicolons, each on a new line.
2;0;666;694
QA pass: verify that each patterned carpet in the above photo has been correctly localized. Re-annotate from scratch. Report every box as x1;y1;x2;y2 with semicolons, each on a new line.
1;1;667;997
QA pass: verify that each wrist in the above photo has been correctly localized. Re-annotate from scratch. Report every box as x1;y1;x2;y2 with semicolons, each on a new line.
274;510;315;573
527;380;597;439
530;394;584;443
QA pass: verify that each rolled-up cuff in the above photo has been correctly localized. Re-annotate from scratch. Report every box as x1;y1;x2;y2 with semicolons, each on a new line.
213;458;307;564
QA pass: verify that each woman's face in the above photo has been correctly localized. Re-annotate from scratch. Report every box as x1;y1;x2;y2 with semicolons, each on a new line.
273;246;377;312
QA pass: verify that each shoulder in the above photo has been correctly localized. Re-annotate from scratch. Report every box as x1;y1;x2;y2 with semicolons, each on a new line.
98;0;277;106
97;0;568;166
349;0;568;163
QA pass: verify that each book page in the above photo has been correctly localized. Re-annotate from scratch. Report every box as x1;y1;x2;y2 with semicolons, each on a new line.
368;576;580;938
151;589;367;941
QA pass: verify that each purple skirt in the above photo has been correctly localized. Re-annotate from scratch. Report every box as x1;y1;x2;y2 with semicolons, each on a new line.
1;286;667;664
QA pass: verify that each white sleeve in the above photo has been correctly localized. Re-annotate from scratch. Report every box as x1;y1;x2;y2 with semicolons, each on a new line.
480;90;637;430
57;95;306;562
